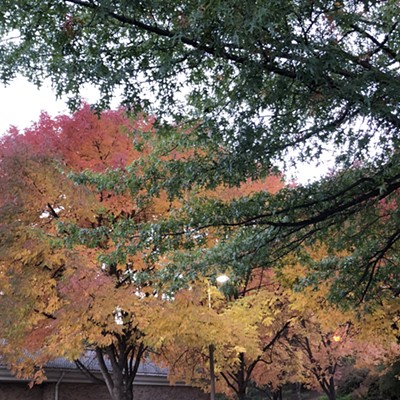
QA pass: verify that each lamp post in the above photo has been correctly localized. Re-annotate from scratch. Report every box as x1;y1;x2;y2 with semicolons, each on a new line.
208;274;229;400
209;343;216;400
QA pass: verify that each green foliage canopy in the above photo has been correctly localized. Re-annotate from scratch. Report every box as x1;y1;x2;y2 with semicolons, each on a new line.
1;1;399;166
1;0;400;303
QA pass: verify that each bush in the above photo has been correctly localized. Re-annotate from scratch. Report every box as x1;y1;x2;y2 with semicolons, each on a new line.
337;368;369;396
379;361;400;400
359;361;400;400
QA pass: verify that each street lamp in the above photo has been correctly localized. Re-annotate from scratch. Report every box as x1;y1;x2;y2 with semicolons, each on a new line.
216;274;230;284
332;335;341;343
208;274;230;400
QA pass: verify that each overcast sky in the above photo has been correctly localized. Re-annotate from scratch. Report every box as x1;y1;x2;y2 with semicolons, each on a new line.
0;78;66;134
0;77;331;184
0;77;106;134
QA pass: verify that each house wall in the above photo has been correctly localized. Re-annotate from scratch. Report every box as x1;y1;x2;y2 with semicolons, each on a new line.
0;382;44;400
0;382;209;400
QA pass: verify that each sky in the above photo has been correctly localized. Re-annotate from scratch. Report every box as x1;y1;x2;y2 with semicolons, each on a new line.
0;77;332;184
0;78;66;134
0;77;101;134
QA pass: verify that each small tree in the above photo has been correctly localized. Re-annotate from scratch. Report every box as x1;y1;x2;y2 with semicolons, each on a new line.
277;250;400;400
149;269;297;400
0;105;161;400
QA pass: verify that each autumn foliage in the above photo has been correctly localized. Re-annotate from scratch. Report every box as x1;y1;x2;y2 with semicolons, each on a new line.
0;105;159;400
1;105;399;400
0;104;283;399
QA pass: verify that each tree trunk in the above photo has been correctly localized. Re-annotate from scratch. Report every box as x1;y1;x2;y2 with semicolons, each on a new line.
296;382;302;400
237;390;247;400
237;353;247;400
320;376;336;400
326;390;336;400
112;385;133;400
327;376;336;400
95;338;146;400
272;387;282;400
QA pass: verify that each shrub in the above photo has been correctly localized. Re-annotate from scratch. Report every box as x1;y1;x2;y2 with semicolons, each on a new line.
337;368;369;396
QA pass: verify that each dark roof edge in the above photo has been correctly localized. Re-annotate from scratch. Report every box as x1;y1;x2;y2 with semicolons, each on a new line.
0;365;184;387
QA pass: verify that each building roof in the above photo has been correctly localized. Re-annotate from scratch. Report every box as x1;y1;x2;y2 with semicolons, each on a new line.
0;352;173;386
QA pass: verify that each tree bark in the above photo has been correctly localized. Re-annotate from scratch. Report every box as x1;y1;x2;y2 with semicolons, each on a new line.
237;353;247;400
320;376;336;400
272;387;282;400
112;385;133;400
327;376;336;400
296;382;303;400
94;333;147;400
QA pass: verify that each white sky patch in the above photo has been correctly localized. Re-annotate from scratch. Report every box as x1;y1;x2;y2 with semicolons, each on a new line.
39;206;65;219
0;76;119;135
283;150;336;185
1;77;67;134
114;306;124;325
1;76;332;184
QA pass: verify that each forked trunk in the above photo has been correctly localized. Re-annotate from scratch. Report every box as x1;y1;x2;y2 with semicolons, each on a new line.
112;385;133;400
320;376;336;400
95;338;146;400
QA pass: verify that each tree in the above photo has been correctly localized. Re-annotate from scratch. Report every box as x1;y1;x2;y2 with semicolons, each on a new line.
1;0;399;303
0;105;163;400
0;103;284;398
277;250;400;400
148;268;299;400
0;103;292;400
149;242;399;400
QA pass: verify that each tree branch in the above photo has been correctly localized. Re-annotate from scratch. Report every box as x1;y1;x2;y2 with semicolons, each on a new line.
95;347;114;394
74;358;105;384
